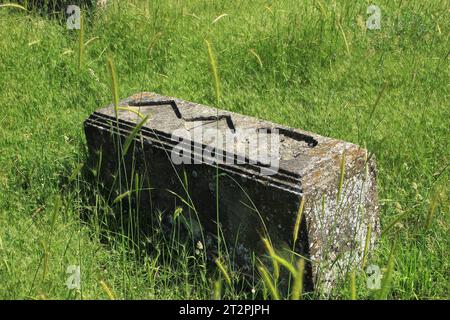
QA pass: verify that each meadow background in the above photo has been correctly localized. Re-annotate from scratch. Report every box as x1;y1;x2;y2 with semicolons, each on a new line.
0;0;448;299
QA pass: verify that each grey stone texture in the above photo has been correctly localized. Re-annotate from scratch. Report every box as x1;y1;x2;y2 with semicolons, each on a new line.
84;92;380;291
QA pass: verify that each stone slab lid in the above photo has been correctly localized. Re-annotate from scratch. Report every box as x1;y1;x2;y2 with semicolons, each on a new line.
87;92;367;194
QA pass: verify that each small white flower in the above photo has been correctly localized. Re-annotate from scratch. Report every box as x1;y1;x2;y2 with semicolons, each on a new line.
196;241;203;250
88;68;99;82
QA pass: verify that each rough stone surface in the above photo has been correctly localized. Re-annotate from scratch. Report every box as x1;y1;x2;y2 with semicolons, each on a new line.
84;92;380;292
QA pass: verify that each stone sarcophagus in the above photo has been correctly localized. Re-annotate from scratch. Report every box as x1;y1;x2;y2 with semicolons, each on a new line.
84;92;380;291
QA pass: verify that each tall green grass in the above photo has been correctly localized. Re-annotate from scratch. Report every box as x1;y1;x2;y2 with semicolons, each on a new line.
0;0;448;299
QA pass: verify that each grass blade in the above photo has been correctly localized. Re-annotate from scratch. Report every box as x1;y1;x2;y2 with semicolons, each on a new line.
69;163;84;182
215;258;232;287
122;115;149;155
205;39;221;104
118;106;146;119
425;186;442;230
291;258;305;300
249;49;263;69
258;264;280;300
112;190;131;204
78;13;84;70
212;13;228;24
337;20;350;56
262;238;280;281
377;243;396;300
350;270;356;300
293;197;305;246
106;56;120;118
213;279;222;300
361;223;372;269
271;253;297;277
99;280;116;300
0;4;27;10
381;210;409;237
337;150;346;203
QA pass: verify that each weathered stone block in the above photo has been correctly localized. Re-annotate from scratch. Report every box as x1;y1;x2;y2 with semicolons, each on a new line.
84;92;380;291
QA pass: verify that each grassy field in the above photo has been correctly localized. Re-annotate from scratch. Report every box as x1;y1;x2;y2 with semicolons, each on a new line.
0;0;448;299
